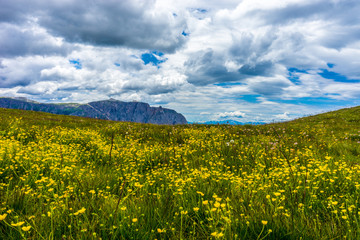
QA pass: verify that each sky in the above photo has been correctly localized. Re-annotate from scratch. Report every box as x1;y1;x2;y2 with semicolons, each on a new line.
1;0;360;123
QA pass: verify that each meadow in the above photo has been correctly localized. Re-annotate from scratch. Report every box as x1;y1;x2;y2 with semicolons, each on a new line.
0;106;360;239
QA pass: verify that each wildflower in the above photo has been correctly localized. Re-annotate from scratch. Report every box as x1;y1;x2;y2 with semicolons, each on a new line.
0;213;7;221
74;207;86;216
11;221;25;227
261;220;268;225
22;226;31;231
211;231;224;238
202;200;209;205
121;206;127;211
157;228;164;233
193;207;199;212
132;218;138;223
214;202;221;208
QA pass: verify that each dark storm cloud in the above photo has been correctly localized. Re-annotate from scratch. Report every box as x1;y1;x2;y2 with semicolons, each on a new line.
0;23;72;57
248;78;291;97
184;49;241;86
0;0;36;23
0;0;187;53
185;42;276;86
249;0;359;26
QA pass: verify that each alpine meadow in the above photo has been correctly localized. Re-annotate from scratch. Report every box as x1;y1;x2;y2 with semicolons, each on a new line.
1;106;360;239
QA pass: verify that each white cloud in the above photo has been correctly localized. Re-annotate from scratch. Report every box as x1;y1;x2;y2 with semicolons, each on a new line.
218;111;246;118
274;112;291;121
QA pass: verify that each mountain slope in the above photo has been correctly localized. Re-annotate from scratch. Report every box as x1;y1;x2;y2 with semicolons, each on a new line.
0;97;187;125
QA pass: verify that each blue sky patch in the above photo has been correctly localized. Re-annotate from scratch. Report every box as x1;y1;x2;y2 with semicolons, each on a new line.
276;97;353;106
327;63;335;68
196;8;208;13
288;68;307;84
214;82;244;88
114;63;120;67
182;31;189;36
241;94;261;103
69;59;82;69
141;51;167;66
318;69;360;82
288;67;308;74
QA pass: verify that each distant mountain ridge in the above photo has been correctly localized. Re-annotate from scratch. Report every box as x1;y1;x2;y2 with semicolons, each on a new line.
0;97;187;125
190;120;266;125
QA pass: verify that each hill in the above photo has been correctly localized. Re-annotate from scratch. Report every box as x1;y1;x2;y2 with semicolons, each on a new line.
0;106;360;239
0;97;187;125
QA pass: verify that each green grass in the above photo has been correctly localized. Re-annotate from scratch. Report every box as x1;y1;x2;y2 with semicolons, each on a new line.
0;106;360;239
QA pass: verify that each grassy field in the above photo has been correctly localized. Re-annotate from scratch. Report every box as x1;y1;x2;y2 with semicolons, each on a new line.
0;106;360;239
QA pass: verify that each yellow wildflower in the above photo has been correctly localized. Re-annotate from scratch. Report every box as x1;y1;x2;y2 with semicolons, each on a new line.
22;226;31;231
11;221;25;227
0;214;7;221
74;207;86;216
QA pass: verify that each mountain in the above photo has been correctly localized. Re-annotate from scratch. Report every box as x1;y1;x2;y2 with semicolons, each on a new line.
0;97;187;125
190;120;266;125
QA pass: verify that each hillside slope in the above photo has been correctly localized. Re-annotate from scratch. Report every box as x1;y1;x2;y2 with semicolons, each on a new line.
0;105;360;239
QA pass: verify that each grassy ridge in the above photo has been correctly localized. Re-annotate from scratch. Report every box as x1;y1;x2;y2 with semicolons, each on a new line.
0;106;360;239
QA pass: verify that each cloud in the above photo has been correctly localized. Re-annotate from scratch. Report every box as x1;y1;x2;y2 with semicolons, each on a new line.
273;112;291;121
218;111;246;118
0;22;73;57
1;0;360;122
41;0;187;52
185;49;242;85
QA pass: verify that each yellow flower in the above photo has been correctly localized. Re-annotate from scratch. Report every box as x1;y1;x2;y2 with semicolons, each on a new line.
22;226;31;231
214;202;221;208
132;218;138;223
193;207;199;212
211;231;224;238
0;213;7;221
121;206;127;211
157;228;164;233
74;207;86;216
11;221;25;227
202;200;209;205
261;220;268;225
